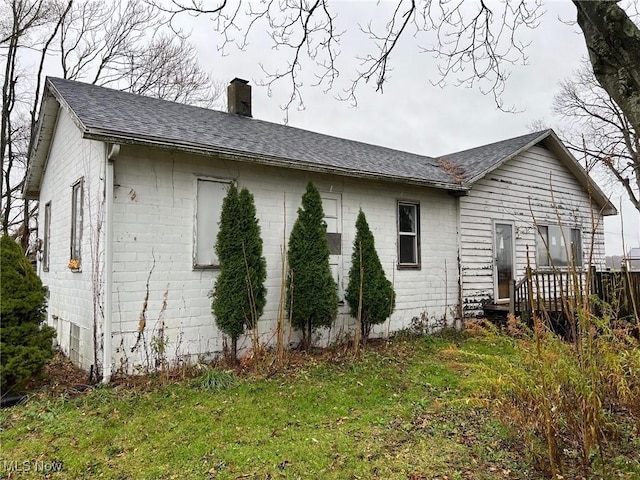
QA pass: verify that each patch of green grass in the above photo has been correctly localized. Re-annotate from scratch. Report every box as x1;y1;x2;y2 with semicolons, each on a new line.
0;333;636;479
193;368;236;392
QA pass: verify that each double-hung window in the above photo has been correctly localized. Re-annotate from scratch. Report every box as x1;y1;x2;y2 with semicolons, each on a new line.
536;225;582;268
397;201;420;268
70;179;83;268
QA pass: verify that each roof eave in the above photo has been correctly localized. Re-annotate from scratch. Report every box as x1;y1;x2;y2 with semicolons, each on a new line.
83;129;468;192
23;86;61;199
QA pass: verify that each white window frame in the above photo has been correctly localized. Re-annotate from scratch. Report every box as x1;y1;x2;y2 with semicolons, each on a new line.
321;192;343;301
536;225;583;269
70;178;83;268
397;201;421;269
43;201;51;271
193;177;232;269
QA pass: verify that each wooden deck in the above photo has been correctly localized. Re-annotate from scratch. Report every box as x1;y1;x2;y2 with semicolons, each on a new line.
483;267;640;325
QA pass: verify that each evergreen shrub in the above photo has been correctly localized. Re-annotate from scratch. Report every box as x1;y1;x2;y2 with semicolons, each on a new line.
345;209;395;339
287;182;338;348
212;185;266;360
1;235;55;392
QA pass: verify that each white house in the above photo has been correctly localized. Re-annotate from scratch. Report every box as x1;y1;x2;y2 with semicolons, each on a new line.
24;77;616;380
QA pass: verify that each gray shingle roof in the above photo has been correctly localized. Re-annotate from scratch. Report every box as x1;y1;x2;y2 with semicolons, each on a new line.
27;78;614;217
46;77;460;189
437;130;550;182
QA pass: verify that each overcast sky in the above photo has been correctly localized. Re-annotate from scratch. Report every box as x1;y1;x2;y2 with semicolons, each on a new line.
180;0;639;256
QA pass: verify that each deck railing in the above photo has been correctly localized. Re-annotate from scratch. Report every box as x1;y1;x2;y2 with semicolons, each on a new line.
511;267;640;322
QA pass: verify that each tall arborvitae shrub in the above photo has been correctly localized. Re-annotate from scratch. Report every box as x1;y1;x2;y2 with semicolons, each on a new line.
345;209;395;340
0;235;55;392
286;182;338;349
238;188;267;333
212;185;266;361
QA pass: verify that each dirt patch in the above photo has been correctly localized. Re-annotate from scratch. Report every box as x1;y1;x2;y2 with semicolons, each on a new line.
23;351;92;398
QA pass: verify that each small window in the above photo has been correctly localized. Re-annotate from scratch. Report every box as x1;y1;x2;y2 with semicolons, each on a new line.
69;323;80;364
43;202;51;271
194;178;231;268
322;194;342;255
397;201;420;268
70;179;83;267
536;225;582;268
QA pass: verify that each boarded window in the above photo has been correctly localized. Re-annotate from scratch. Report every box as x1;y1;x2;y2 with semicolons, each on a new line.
536;225;582;268
194;178;230;268
43;202;51;271
398;201;420;268
70;179;83;266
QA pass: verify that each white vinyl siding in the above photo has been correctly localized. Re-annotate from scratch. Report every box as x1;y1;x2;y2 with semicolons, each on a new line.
459;145;604;316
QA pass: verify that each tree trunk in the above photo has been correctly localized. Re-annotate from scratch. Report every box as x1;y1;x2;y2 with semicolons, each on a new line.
573;1;640;138
305;321;312;351
231;336;238;364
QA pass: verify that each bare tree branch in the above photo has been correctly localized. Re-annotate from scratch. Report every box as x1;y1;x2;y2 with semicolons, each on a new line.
151;0;543;114
2;0;223;249
554;63;639;213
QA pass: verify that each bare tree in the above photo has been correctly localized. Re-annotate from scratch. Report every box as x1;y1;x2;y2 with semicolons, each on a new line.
151;0;543;117
151;0;640;155
56;0;222;107
1;0;222;248
1;0;71;251
553;64;639;214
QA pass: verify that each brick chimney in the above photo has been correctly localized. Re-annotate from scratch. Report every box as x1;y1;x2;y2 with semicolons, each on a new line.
227;78;252;117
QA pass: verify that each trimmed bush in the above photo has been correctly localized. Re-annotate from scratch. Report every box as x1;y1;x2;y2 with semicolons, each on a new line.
345;209;395;340
0;235;55;392
287;182;338;349
212;185;266;361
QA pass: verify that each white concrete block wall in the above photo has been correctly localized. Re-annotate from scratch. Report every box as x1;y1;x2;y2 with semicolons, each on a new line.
459;145;607;316
37;108;105;371
109;145;460;372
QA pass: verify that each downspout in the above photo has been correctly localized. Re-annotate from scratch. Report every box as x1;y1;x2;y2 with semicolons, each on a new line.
103;143;119;383
456;195;463;328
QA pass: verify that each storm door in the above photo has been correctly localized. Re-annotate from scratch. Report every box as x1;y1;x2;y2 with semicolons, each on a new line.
494;222;515;302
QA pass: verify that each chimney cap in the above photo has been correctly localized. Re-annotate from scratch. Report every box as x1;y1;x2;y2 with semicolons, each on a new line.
230;78;249;85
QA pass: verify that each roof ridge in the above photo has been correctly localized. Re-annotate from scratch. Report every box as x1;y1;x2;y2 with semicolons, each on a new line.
437;129;551;159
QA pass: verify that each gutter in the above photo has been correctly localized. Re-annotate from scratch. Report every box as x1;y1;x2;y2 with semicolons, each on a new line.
102;143;119;383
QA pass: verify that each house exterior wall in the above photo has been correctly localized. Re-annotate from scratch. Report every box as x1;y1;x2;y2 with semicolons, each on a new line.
37;108;105;371
459;144;606;317
109;145;460;373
